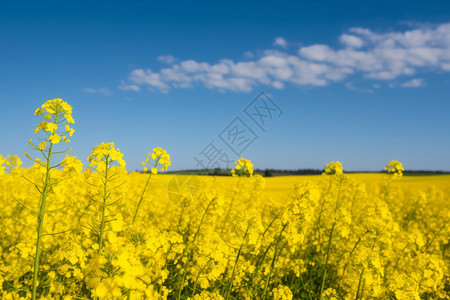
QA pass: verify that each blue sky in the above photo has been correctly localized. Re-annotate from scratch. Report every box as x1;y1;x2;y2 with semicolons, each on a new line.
1;0;449;171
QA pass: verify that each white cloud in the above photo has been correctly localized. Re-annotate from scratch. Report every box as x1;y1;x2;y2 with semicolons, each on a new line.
298;45;333;61
243;51;254;58
401;78;425;87
339;34;364;48
120;23;450;93
274;36;288;48
83;87;112;96
157;54;176;64
118;80;140;91
129;69;169;91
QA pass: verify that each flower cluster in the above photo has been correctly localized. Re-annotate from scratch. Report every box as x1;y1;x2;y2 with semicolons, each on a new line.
32;98;75;146
323;161;343;175
230;158;253;177
141;147;171;174
385;160;404;178
87;142;126;169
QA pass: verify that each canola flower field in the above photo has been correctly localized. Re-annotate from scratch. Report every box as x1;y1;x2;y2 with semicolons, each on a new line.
0;99;449;300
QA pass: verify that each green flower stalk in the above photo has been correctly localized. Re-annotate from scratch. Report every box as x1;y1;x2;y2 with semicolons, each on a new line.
319;161;344;300
262;222;288;300
25;98;75;300
86;142;126;251
221;158;253;234
133;147;170;224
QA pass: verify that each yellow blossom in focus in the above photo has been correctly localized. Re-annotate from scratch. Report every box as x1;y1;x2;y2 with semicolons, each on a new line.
35;121;48;133
46;123;58;133
87;142;126;168
65;125;75;136
49;134;61;144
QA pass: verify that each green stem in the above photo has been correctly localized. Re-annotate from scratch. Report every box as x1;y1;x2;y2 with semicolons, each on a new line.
355;267;365;300
356;237;377;299
338;231;368;294
319;222;335;299
191;260;212;298
132;170;153;224
423;218;448;252
315;176;332;244
262;222;288;300
221;177;241;234
31;143;54;300
98;159;109;251
192;198;216;244
176;270;187;300
225;227;249;300
319;176;343;300
176;198;216;298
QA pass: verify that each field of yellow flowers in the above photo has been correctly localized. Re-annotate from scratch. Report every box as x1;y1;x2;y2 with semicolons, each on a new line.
0;99;449;299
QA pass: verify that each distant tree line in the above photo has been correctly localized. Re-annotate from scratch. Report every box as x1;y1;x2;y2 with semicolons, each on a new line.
143;168;450;177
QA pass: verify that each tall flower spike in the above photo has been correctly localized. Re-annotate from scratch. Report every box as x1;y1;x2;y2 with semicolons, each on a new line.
28;98;75;300
133;147;171;224
86;142;126;251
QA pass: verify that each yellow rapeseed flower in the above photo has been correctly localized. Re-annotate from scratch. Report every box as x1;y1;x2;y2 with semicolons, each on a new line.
49;133;61;144
39;141;46;150
87;142;126;168
142;147;171;173
385;160;404;178
231;158;253;177
323;161;343;175
65;125;75;137
46;123;58;133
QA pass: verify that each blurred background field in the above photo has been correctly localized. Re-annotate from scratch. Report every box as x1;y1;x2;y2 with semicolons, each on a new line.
150;173;450;201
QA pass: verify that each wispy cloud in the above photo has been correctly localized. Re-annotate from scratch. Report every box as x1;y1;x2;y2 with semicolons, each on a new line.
339;34;364;48
83;87;112;96
118;80;140;91
120;23;450;93
243;51;254;59
274;36;288;48
400;78;425;87
345;82;374;93
157;54;176;64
